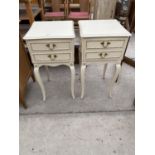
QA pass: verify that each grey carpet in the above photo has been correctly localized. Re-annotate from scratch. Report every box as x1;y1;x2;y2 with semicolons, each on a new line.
20;112;135;155
20;63;135;114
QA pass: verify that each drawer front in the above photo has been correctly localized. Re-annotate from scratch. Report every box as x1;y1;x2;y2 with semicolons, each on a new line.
86;38;126;49
85;51;122;61
32;53;71;63
30;42;71;51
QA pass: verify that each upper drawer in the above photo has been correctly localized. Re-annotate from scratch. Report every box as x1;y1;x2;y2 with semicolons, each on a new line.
29;42;71;51
86;38;127;49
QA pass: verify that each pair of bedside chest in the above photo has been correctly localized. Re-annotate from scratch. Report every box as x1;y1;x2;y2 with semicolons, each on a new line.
23;20;131;100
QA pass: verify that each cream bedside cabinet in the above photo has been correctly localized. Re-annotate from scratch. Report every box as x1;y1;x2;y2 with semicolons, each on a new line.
23;21;75;100
79;19;131;98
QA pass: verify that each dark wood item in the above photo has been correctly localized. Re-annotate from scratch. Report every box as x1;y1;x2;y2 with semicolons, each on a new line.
19;0;44;25
124;56;135;68
19;35;35;109
115;0;135;32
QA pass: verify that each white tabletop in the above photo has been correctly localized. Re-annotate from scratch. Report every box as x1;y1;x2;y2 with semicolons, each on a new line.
23;21;75;40
78;19;131;38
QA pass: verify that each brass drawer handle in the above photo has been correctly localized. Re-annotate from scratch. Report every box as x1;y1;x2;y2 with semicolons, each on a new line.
46;43;56;50
48;54;57;60
53;44;56;48
99;52;108;58
101;41;111;48
107;41;111;45
46;43;50;48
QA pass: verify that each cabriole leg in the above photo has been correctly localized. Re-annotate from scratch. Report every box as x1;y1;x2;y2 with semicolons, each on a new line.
109;64;121;98
45;66;50;81
103;63;108;79
34;67;46;101
70;65;75;99
81;65;86;99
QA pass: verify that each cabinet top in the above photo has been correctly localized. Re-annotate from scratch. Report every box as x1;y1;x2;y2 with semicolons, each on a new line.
79;19;131;38
23;21;75;40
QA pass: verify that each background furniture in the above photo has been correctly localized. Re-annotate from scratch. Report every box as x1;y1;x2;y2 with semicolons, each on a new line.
44;0;66;20
115;0;135;67
93;0;117;19
67;0;91;20
23;21;75;100
79;20;131;98
19;0;44;38
19;35;35;109
19;0;44;25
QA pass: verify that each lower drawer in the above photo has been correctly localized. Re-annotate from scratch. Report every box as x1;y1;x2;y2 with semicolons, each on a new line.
85;51;122;61
32;53;71;63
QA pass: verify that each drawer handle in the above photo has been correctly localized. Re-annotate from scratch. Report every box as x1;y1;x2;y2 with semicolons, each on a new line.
48;54;57;60
46;43;50;48
53;44;56;48
99;52;108;58
101;41;111;48
46;44;56;50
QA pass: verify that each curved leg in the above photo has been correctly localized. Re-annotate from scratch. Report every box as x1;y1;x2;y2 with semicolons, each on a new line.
70;65;75;99
34;67;46;101
45;66;50;81
81;65;86;99
109;64;121;98
103;63;108;79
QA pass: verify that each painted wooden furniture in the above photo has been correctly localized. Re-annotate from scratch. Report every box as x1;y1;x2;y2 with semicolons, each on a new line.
23;21;75;100
79;19;131;98
44;0;67;20
19;0;44;25
19;34;35;109
67;0;91;20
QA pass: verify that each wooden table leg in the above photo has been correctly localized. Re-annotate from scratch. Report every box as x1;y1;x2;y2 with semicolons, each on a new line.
109;64;121;98
70;65;75;99
34;67;46;101
81;65;86;99
103;63;108;79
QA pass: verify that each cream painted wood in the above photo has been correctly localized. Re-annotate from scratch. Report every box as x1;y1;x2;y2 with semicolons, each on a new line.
79;20;131;38
85;51;123;60
24;21;75;100
45;66;50;81
80;65;86;99
109;64;121;98
86;39;126;49
70;66;75;99
103;64;108;79
30;42;71;51
23;21;75;40
32;53;71;63
34;67;46;101
79;20;131;98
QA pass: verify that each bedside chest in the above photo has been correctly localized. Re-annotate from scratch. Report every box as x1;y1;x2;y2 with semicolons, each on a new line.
79;20;131;98
23;21;75;100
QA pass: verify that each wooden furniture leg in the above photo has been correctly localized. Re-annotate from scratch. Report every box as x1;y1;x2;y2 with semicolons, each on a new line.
81;65;86;99
103;63;108;79
109;64;121;98
70;65;75;99
34;67;46;101
45;66;50;81
19;91;27;109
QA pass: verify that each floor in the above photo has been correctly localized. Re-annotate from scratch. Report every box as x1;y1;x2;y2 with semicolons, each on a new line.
20;34;135;155
20;112;134;155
